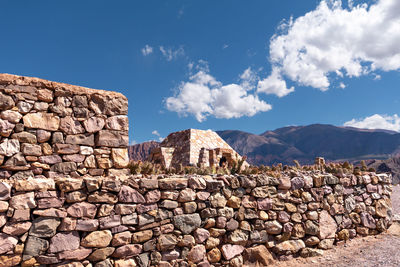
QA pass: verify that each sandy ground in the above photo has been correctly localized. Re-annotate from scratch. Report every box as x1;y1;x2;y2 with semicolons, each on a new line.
270;185;400;267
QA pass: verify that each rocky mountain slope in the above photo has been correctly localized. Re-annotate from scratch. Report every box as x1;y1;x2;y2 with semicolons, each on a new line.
128;141;159;161
217;124;400;166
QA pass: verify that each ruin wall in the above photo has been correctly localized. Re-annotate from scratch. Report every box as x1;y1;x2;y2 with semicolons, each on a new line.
0;73;130;179
0;74;394;267
0;171;392;266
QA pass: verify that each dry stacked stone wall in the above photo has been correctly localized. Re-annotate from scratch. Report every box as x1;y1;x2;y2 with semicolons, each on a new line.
0;171;393;267
0;73;130;179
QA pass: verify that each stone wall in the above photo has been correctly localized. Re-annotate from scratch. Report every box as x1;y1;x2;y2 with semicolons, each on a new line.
0;74;130;179
0;170;392;266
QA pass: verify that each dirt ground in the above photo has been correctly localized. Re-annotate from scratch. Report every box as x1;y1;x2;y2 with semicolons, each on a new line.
270;185;400;267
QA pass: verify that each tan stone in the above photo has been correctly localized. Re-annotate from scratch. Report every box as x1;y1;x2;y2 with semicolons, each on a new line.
111;148;129;168
81;230;112;248
243;245;274;266
0;255;21;267
319;210;337;239
88;247;115;262
23;113;60;131
227;196;241;209
132;230;153;243
115;259;137;267
96;157;113;169
37;89;53;102
207;247;221;263
14;178;55;192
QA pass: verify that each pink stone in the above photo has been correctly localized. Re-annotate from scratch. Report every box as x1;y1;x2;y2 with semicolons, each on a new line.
9;192;36;209
59;217;77;231
76;219;99;231
33;208;67;218
11;209;30;222
257;198;273;210
366;184;378;193
37;197;64;209
196;191;210;201
318;210;337;239
136;203;158;214
187;245;206;263
0;233;18;254
278;211;290;223
36;129;51;143
112;244;142;258
2;221;32;236
216;216;227;228
118;185;145;203
62;154;86;163
194;228;210;243
278;177;291;190
39;155;62;164
67;202;97;218
105;115;129;131
83;117;105;133
242;195;257;209
58;247;92;260
221;244;244;260
0;182;11;201
99;215;121;229
361;212;376;229
48;231;80;253
59;116;85;135
0;214;6;228
145;190;161;203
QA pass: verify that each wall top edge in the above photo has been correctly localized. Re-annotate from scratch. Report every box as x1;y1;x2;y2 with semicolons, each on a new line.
0;73;127;100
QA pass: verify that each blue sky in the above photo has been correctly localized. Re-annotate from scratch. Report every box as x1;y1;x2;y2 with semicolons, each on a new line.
1;0;399;143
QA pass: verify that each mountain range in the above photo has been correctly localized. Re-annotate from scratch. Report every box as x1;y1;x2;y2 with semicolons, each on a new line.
216;124;400;166
129;124;400;166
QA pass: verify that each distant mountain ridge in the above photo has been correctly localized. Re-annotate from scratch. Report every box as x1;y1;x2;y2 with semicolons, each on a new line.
128;141;159;161
129;124;400;167
216;124;400;166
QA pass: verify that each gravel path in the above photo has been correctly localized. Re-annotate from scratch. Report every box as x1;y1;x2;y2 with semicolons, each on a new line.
270;185;400;267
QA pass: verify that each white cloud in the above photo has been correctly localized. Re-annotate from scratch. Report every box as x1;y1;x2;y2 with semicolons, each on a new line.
261;0;400;96
239;67;258;91
344;114;400;132
152;130;160;136
257;67;294;97
141;45;153;56
166;65;271;122
222;44;229;49
339;82;346;89
159;46;185;61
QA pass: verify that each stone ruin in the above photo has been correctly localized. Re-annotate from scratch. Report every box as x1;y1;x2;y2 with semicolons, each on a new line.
149;129;248;169
0;74;394;267
0;73;130;180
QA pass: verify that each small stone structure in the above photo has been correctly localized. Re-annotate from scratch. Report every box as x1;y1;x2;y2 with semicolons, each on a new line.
149;129;247;169
0;73;130;179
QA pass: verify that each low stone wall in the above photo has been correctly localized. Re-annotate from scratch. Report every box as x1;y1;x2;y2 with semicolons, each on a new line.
0;170;392;266
0;73;129;179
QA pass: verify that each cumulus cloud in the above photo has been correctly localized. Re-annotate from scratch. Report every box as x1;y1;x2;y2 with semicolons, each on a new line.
257;67;294;97
166;64;271;122
141;45;153;56
260;0;400;96
159;46;185;61
344;114;400;132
